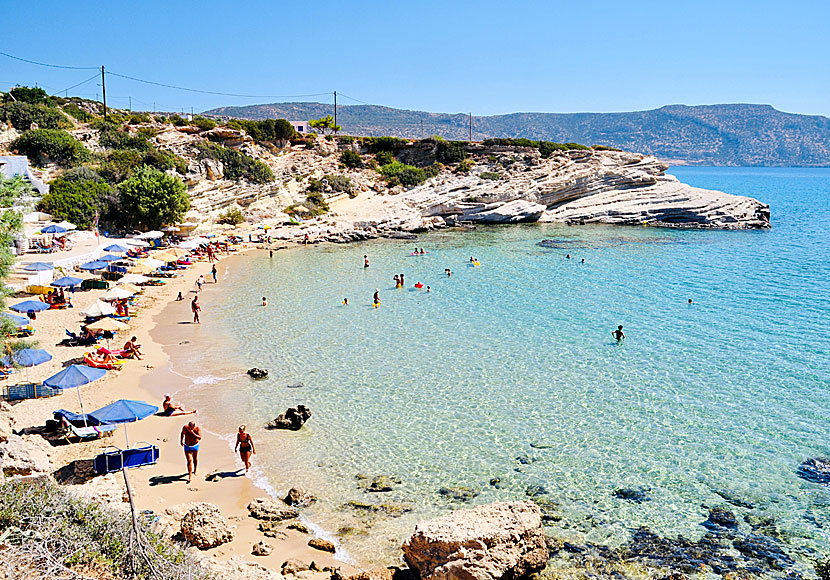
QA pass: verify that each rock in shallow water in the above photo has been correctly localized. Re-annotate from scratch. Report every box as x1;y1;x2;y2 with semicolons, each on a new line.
402;501;548;580
437;486;479;502
613;487;651;503
796;457;830;484
266;405;311;430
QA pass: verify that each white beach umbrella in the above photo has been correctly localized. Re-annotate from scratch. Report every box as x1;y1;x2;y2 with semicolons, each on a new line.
126;239;150;247
102;287;135;301
81;300;116;318
56;220;77;230
161;226;180;232
118;274;150;284
137;230;164;239
141;257;165;269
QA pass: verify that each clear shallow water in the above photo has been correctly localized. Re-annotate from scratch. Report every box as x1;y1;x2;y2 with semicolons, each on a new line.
175;167;829;567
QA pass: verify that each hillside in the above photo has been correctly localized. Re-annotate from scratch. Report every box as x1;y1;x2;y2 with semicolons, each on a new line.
204;103;830;167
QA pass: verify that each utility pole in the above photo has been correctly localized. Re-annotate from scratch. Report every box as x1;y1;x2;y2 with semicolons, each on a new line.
128;96;131;112
469;112;472;142
333;91;337;134
101;65;107;122
420;119;424;139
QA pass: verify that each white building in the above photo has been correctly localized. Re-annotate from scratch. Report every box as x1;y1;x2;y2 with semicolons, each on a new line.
289;121;310;134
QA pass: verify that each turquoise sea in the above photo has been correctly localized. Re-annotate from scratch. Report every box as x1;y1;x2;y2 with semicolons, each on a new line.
172;167;829;567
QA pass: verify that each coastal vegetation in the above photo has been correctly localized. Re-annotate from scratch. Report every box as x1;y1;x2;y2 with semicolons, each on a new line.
226;117;296;144
11;129;89;167
217;206;245;225
340;149;363;168
0;478;204;580
118;165;190;230
379;160;442;186
309;114;341;135
195;142;274;183
479;171;500;180
36;169;114;229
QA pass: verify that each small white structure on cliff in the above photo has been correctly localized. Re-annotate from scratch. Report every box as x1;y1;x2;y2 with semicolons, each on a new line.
288;121;310;134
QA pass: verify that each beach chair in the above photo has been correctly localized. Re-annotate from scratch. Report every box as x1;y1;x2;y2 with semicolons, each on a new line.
53;409;117;442
3;382;62;401
93;443;159;474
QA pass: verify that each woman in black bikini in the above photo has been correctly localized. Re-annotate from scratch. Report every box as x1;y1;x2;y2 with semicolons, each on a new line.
235;425;256;472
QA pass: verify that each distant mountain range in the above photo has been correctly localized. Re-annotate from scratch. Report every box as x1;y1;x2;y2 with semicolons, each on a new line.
203;103;830;167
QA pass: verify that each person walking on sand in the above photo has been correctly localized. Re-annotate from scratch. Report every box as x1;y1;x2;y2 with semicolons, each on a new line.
211;264;217;284
235;425;256;472
181;421;202;483
612;325;625;341
191;296;201;324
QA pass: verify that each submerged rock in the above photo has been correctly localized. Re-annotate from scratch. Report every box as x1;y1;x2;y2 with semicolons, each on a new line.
525;484;548;497
357;474;401;493
796;457;830;484
266;405;311;430
402;501;548;580
613;487;651;503
284;487;317;506
437;486;479;502
703;507;739;532
287;522;310;534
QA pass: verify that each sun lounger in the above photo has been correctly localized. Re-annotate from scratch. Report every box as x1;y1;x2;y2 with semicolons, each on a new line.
57;415;117;442
94;443;159;474
3;382;62;401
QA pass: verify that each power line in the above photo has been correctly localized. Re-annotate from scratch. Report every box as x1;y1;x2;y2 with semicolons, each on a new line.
54;72;100;96
0;50;98;70
338;92;372;105
107;70;332;99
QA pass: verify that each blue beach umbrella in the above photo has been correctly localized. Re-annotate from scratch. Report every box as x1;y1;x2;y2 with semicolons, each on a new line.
51;276;83;288
1;312;30;328
41;225;67;234
10;300;50;313
23;262;54;272
104;244;128;253
97;254;122;263
79;260;108;271
90;399;158;447
2;348;52;367
44;364;107;426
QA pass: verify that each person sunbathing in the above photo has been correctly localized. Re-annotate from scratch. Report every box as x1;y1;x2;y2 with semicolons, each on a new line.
162;394;195;416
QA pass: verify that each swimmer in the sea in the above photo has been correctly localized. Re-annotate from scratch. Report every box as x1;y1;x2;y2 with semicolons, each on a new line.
373;289;380;307
612;325;625;341
343;298;349;305
262;296;268;307
426;286;431;292
364;255;369;268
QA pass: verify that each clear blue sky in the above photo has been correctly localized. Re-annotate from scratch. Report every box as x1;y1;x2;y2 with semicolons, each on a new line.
3;0;829;117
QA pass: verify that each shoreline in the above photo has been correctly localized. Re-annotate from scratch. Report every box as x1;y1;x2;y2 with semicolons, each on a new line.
2;241;360;577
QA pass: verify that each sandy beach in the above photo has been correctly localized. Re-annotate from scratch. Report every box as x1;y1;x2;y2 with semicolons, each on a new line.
5;239;358;577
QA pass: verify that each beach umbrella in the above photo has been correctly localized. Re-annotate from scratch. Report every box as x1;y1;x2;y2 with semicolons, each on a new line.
41;225;67;234
1;312;31;328
2;347;52;382
162;247;188;258
118;283;142;295
56;220;77;230
85;317;129;332
10;300;50;313
128;263;156;275
126;239;150;247
89;399;159;447
118;274;150;284
104;243;128;253
141;258;165;269
137;231;164;239
97;254;122;263
51;276;83;288
81;300;116;318
102;287;135;301
79;260;108;271
1;348;52;367
23;262;54;272
161;226;180;232
44;364;107;427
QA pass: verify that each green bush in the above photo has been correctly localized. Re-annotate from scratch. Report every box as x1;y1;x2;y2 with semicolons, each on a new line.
364;136;408;154
305;191;329;215
480;171;500;180
375;150;394;166
436;140;467;163
118;165;189;229
0;174;34;207
99;127;153;151
196;142;274;183
11;129;89;167
232;118;296;143
168;114;187;126
340;150;362;168
483;138;589;158
37;176;112;228
5;101;70;130
100;147;186;183
127;112;151;124
192;116;217;131
62;103;92;122
4;86;52;105
592;144;622;151
455;159;474;173
136;126;160;139
337;135;355;144
379;161;439;186
217;206;245;225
